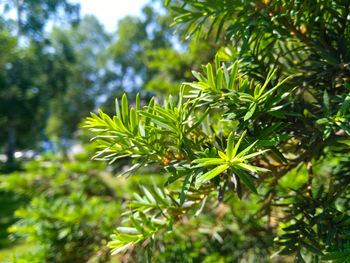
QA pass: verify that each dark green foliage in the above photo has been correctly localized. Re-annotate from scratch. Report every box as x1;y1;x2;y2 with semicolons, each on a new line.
275;157;350;260
0;190;28;248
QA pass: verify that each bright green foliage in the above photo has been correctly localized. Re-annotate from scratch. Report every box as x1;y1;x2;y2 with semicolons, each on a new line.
86;0;350;261
187;61;297;123
109;187;173;255
193;130;270;191
85;58;292;255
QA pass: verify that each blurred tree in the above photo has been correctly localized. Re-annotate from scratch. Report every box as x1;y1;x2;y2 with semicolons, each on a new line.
102;2;225;112
107;6;174;94
1;0;79;38
0;39;48;167
0;0;80;167
145;34;226;95
0;31;17;166
45;15;111;141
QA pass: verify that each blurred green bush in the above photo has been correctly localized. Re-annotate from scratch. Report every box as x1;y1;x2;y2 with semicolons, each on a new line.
1;150;120;262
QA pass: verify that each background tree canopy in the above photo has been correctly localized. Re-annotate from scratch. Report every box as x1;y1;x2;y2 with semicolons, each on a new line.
1;0;350;262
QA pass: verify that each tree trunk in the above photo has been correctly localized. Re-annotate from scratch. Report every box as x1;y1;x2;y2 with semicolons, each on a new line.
6;125;16;169
15;0;24;35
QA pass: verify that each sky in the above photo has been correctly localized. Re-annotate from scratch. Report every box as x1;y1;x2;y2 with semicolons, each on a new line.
71;0;149;32
0;0;150;33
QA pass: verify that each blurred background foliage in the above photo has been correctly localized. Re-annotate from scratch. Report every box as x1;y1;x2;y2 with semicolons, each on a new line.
0;0;349;262
0;0;225;261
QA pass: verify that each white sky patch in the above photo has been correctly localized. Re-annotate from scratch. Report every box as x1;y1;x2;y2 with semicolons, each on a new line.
71;0;149;32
